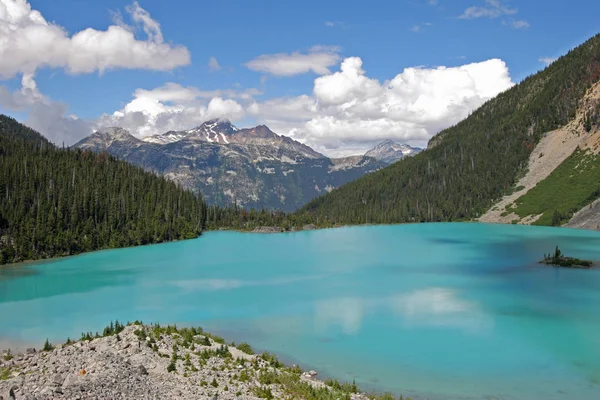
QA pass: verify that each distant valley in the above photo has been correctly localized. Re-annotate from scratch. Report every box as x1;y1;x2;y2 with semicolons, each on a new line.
74;120;421;211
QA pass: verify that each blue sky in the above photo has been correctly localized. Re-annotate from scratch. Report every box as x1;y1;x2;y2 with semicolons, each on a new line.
0;0;598;156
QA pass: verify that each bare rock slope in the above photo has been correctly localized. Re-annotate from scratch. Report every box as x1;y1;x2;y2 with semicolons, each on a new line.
564;199;600;230
0;324;386;400
479;81;600;226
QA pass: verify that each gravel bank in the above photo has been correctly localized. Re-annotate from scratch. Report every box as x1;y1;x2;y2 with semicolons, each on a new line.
0;323;383;400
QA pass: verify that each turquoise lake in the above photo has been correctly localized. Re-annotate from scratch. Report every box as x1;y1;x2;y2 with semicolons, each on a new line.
1;223;600;399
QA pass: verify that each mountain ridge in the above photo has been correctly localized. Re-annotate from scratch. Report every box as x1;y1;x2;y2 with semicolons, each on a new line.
75;123;419;211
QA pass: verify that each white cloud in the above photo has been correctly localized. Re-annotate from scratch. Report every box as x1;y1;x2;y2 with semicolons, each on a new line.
538;57;557;66
4;55;513;157
92;56;513;156
509;19;530;29
0;74;92;144
0;79;255;144
459;0;528;29
460;0;517;19
264;57;512;156
410;22;432;33
313;57;382;106
208;56;221;71
245;46;341;77
95;83;253;137
0;0;190;79
324;21;346;29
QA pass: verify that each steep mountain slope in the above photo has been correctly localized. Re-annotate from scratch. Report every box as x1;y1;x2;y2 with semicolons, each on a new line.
480;81;600;226
75;121;390;212
299;34;600;226
0;115;206;265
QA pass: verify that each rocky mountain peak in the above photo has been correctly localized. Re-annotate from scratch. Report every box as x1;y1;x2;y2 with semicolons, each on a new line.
364;140;422;164
243;125;277;139
97;127;134;138
197;119;238;134
75;127;139;150
143;119;239;145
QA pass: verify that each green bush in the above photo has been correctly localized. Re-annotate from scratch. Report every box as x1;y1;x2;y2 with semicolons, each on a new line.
166;362;176;373
252;386;274;399
236;342;254;355
0;368;10;381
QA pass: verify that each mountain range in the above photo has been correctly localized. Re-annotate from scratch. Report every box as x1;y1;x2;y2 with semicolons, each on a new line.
74;121;421;211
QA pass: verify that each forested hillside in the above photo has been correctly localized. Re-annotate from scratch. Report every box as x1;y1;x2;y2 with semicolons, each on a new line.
300;34;600;224
0;115;207;265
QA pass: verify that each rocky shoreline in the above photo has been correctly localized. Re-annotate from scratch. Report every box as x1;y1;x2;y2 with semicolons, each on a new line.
0;323;402;400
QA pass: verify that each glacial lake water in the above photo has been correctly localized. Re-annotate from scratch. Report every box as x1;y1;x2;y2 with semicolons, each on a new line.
1;223;600;399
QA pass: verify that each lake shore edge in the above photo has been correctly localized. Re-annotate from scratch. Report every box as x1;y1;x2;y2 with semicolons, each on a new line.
2;220;599;268
0;322;408;400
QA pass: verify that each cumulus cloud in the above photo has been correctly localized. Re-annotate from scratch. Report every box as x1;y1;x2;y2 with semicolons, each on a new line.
208;56;221;71
269;57;513;155
245;46;341;77
4;55;513;155
96;57;513;156
95;83;254;137
0;0;190;79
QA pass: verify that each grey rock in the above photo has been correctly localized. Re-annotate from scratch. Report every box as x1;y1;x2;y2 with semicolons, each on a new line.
52;373;65;386
62;374;79;388
565;198;600;231
136;365;148;376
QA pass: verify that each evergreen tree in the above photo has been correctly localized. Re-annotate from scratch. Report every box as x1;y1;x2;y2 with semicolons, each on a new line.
0;115;207;264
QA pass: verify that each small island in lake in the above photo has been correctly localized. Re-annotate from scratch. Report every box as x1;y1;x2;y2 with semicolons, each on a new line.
540;246;593;268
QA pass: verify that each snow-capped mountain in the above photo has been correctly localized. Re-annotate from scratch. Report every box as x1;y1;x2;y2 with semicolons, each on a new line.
141;120;323;160
364;140;422;164
74;121;387;211
143;119;239;145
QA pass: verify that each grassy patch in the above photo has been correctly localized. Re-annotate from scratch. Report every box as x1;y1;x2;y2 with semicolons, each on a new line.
513;149;600;226
2;350;13;361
